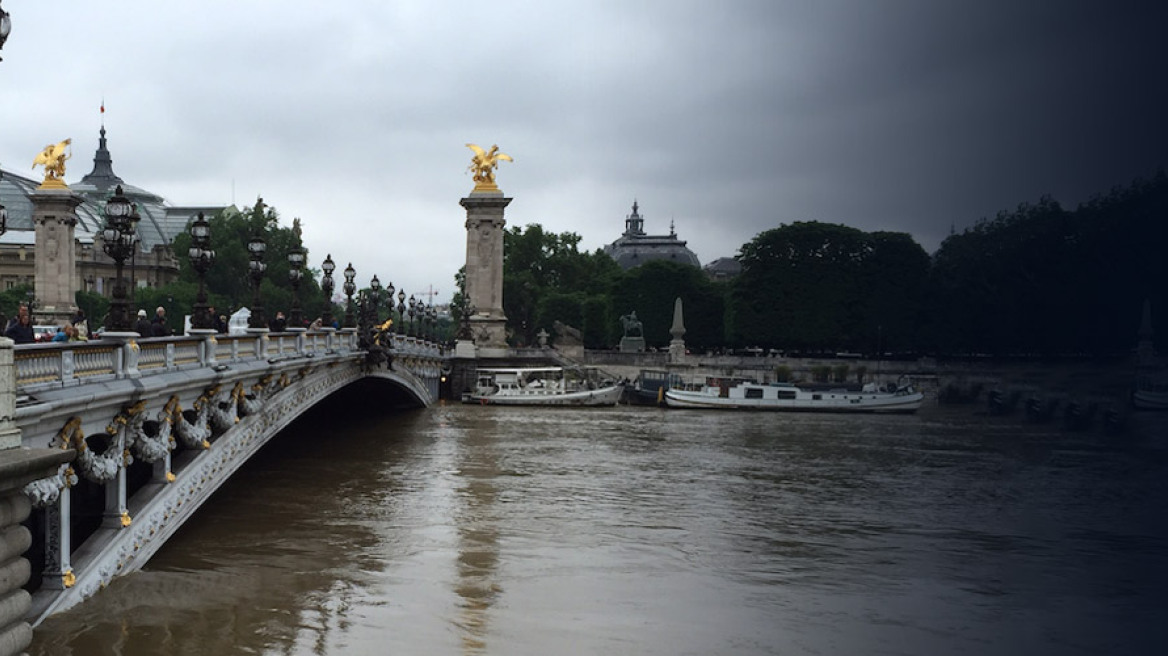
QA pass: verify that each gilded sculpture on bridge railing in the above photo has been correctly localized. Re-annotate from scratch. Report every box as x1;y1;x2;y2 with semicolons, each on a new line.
32;138;72;189
466;143;512;191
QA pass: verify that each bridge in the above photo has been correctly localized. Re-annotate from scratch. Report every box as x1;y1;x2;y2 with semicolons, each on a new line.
0;328;446;635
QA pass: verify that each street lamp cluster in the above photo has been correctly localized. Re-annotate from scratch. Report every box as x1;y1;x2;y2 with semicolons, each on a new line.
342;264;440;343
101;185;141;332
246;232;267;329
188;212;215;330
87;183;438;342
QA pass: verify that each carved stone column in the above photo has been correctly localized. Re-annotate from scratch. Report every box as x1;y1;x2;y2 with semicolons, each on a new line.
31;189;83;325
39;481;73;591
460;191;512;355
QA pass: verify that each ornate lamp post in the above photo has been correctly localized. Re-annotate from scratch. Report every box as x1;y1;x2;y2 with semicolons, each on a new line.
101;185;139;332
287;246;306;328
342;262;356;328
187;212;215;329
408;294;418;337
370;274;382;303
0;2;11;62
427;304;437;341
0;169;7;236
320;254;335;329
396;289;406;335
385;281;395;331
246;233;267;329
457;298;476;341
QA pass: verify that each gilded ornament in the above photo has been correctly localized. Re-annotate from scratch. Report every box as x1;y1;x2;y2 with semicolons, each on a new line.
166;471;176;483
62;570;76;588
466;143;512;192
120;512;132;528
32;138;72;189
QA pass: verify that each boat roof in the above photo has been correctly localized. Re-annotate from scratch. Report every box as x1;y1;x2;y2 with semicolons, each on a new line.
475;367;573;373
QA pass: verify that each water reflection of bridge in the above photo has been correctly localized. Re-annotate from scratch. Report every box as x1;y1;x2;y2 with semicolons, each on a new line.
0;329;445;631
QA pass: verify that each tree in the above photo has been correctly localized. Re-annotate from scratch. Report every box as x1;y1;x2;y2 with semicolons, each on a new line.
167;200;326;329
730;222;873;351
502;225;621;346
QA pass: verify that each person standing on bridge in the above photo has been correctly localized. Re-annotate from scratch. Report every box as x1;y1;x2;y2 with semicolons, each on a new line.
5;306;33;344
151;306;171;337
269;311;287;333
135;309;153;338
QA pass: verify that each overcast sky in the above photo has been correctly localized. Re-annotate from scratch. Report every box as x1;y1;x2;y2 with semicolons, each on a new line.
1;1;1164;303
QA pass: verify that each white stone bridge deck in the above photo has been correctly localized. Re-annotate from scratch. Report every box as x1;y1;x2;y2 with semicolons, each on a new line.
7;329;446;624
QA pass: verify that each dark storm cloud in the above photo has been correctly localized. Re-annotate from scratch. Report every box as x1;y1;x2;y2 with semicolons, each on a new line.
765;1;1168;250
2;1;1164;296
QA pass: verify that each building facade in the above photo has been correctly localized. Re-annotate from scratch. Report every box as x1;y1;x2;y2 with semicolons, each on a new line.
602;201;701;270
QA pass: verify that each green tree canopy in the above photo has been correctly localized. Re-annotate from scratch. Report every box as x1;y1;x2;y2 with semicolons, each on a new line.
502;225;621;346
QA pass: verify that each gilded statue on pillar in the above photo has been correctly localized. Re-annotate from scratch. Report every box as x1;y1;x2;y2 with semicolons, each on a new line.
466;143;512;191
32;138;72;189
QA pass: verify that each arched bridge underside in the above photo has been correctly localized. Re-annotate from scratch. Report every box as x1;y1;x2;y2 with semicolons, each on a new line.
12;330;445;623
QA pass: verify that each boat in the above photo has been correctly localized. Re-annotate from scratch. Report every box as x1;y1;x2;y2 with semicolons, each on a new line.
664;378;924;413
1132;375;1168;411
622;369;682;406
463;366;624;406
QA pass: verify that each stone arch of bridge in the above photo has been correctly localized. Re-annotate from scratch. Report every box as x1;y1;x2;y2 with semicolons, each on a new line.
23;355;438;624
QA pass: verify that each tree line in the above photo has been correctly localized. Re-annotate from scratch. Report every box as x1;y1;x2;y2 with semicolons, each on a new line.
492;172;1166;357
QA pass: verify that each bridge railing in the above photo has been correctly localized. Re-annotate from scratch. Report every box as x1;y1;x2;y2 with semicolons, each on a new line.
14;329;445;393
13;330;370;393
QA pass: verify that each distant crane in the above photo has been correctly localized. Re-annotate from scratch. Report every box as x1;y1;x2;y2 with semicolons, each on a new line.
420;285;440;306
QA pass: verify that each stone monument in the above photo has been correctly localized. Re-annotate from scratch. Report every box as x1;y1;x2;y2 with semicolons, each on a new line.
460;144;513;356
31;139;81;324
669;297;687;363
619;311;646;353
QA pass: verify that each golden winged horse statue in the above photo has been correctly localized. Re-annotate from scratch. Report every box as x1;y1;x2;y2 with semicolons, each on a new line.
32;138;72;189
466;143;512;191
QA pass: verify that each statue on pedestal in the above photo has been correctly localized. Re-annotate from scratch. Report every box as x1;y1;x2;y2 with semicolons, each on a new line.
32;138;72;189
618;311;645;353
466;143;512;191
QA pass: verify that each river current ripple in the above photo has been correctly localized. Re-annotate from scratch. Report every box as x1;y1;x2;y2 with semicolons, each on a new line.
30;403;1168;655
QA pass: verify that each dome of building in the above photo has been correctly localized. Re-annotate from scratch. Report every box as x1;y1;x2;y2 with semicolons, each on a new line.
601;201;701;270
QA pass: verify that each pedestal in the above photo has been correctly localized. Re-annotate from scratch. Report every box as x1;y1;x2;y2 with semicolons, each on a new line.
460;190;512;350
619;336;646;353
30;189;83;325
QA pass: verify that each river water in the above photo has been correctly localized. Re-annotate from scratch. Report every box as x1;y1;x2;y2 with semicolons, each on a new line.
29;402;1168;655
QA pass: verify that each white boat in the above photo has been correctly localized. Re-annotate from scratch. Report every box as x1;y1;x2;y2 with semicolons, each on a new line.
664;379;924;413
1133;375;1168;411
463;367;624;406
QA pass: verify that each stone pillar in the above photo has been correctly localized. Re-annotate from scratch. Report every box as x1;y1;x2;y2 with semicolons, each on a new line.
192;329;218;366
30;189;83;325
102;466;130;529
460;191;512;355
0;336;75;656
